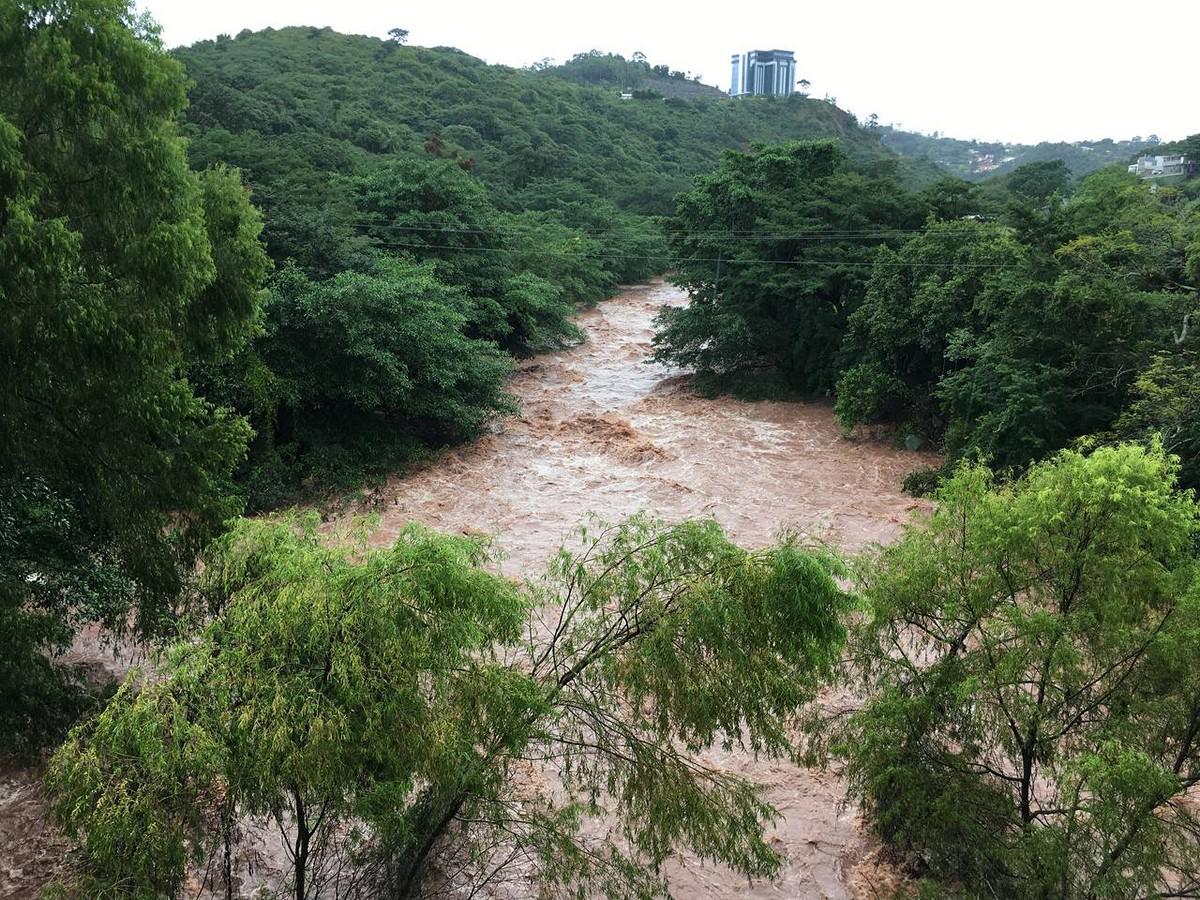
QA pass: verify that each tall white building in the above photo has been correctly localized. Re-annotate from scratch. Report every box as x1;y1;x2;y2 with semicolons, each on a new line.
730;50;796;97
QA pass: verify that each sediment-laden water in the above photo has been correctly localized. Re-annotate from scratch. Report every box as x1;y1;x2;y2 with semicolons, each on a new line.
1;280;931;900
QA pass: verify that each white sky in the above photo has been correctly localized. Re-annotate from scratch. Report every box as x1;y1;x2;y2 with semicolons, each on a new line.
143;0;1197;145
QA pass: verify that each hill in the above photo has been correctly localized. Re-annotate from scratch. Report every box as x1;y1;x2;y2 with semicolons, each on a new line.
1142;132;1200;169
169;26;941;503
534;50;729;100
175;28;941;229
880;126;1159;180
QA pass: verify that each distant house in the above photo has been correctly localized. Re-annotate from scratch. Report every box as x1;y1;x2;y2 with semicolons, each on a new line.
730;49;796;97
619;91;633;101
969;149;999;173
1129;154;1191;178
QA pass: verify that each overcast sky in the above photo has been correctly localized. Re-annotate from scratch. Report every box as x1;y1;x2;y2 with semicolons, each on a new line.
142;0;1196;145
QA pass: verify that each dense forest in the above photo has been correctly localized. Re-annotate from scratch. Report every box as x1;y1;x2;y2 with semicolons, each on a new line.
655;146;1200;491
4;2;1200;899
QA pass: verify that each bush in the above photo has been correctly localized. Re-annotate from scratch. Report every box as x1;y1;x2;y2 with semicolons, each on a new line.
900;466;943;497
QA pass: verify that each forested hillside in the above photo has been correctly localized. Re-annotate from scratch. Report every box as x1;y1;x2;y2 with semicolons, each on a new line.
170;26;940;505
175;27;938;219
533;49;729;100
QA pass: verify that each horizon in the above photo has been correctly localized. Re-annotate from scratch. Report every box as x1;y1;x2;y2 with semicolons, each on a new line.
140;0;1196;146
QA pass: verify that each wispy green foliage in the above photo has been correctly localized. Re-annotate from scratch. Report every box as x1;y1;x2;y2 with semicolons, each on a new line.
821;444;1200;898
49;514;527;899
49;514;849;899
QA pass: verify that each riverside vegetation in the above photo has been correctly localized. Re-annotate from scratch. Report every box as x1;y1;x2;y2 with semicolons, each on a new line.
4;2;1200;898
654;143;1200;490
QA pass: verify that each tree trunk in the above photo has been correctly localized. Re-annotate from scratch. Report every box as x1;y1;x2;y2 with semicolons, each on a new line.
293;788;310;900
382;783;468;898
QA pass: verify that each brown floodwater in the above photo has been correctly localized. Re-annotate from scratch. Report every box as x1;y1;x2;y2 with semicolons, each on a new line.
369;280;927;570
360;279;933;898
1;279;932;900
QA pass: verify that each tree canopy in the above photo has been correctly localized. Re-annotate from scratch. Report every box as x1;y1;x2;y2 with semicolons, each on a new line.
652;140;927;395
837;163;1200;477
651;136;1200;486
0;0;269;752
821;443;1200;898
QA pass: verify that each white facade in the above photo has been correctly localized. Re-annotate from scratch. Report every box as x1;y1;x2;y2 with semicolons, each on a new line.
1131;154;1189;178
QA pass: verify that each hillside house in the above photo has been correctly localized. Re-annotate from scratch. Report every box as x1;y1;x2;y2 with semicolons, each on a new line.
1128;154;1191;178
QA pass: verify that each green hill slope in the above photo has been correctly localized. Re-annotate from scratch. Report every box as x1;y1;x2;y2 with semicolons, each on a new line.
169;26;943;503
533;50;729;100
174;27;940;229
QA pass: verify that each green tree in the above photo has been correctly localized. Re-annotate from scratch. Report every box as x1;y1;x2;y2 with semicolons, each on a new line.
0;0;268;752
653;140;925;395
822;444;1200;898
354;158;512;336
257;260;515;494
1118;344;1200;490
50;514;849;899
916;175;983;220
837;167;1199;474
49;514;528;900
1004;159;1073;204
354;157;582;353
836;219;1029;444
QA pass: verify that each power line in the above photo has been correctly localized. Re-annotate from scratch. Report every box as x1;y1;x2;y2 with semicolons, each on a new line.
334;220;1006;241
353;225;987;243
360;239;1023;269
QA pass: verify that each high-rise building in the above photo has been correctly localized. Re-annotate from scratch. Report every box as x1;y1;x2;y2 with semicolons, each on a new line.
730;49;796;97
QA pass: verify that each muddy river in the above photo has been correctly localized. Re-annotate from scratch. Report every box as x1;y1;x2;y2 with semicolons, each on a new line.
370;280;925;570
0;279;930;900
365;279;931;898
